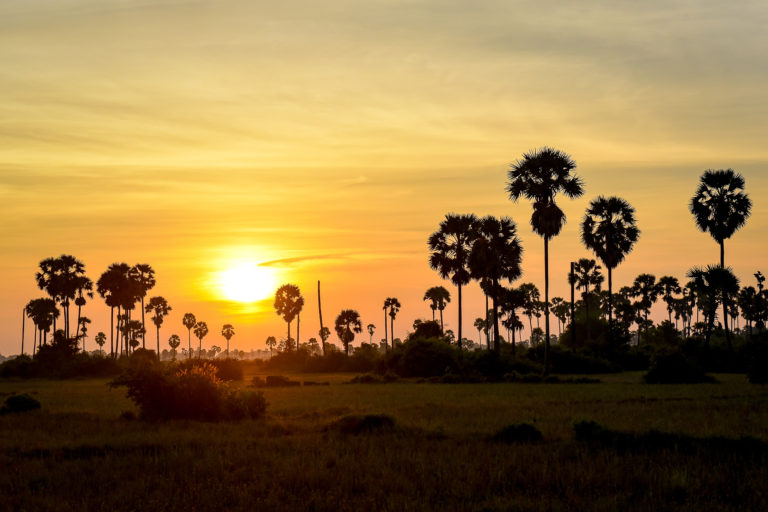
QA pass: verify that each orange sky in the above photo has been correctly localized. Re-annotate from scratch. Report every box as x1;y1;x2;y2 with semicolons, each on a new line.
1;1;766;355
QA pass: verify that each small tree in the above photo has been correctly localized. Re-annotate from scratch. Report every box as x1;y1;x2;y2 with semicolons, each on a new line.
94;331;107;356
265;336;277;357
193;321;209;358
182;313;196;359
168;334;181;360
335;309;362;355
221;324;235;356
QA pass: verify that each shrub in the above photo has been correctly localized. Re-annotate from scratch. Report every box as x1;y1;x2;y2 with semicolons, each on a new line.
176;358;244;381
384;338;460;378
490;423;542;443
0;393;41;415
0;355;36;378
643;352;716;384
111;361;267;421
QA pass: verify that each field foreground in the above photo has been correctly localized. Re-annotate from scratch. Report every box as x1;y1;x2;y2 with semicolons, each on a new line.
1;372;767;511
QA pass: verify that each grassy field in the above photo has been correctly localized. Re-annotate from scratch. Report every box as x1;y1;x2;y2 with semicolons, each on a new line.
1;372;767;511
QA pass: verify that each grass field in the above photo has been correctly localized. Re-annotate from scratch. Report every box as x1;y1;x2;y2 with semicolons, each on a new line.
2;372;767;511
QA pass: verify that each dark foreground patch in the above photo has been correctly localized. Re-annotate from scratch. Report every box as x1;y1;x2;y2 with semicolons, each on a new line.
0;393;41;415
490;423;543;443
325;414;396;435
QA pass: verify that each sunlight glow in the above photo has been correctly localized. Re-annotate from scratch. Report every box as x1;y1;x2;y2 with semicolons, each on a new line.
217;263;279;303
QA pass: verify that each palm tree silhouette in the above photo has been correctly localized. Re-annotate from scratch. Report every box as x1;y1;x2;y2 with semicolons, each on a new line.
129;264;155;349
274;284;303;350
221;324;235;356
318;327;330;355
690;169;751;348
97;263;128;358
581;196;640;342
658;276;681;325
335;309;362;355
36;255;88;338
570;258;604;344
145;296;172;357
468;216;523;351
182;313;196;359
687;265;740;347
518;283;540;342
428;213;479;349
193;321;209;358
73;275;94;341
78;316;91;352
366;323;375;344
507;148;584;373
95;331;107;356
630;274;661;342
423;286;451;334
473;317;485;346
168;334;181;360
385;297;401;349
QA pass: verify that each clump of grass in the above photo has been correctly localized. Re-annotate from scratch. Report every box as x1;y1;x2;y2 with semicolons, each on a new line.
325;414;396;435
490;423;542;443
0;393;41;415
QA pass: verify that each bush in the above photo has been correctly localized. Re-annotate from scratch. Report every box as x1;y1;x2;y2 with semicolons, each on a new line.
0;355;36;378
490;423;542;443
526;345;620;374
644;352;716;384
383;338;461;378
111;361;267;421
176;358;244;381
0;393;41;415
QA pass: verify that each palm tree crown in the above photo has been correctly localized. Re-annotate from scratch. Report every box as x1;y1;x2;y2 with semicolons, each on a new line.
335;309;362;355
690;169;751;250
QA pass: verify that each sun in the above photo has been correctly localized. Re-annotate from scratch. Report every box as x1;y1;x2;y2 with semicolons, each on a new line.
217;263;278;303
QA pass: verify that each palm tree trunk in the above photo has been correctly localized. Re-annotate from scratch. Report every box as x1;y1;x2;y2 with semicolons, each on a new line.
33;324;38;356
720;240;732;351
141;297;146;349
317;281;325;356
109;307;114;358
156;325;160;357
584;283;591;344
608;267;613;346
287;321;291;351
297;313;300;348
457;284;463;350
383;308;388;351
570;261;576;351
390;313;395;349
544;237;550;375
492;283;500;353
21;308;25;355
439;308;444;334
431;308;435;322
188;328;192;359
484;293;490;349
76;301;82;341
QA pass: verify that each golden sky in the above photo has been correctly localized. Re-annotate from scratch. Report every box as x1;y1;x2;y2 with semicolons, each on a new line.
1;0;767;355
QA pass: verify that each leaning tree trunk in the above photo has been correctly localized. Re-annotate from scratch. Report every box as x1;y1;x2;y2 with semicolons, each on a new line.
317;281;326;356
720;240;732;351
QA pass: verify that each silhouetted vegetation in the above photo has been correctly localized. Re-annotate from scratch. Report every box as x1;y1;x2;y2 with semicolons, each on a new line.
1;393;41;415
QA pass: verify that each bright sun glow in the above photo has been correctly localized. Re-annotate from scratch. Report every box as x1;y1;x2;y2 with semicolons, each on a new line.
218;263;279;303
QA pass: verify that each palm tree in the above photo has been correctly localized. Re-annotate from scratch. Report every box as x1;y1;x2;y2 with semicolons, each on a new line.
182;313;196;359
318;327;330;355
121;320;145;352
73;275;94;341
335;309;362;355
78;317;91;352
128;264;155;349
25;298;59;349
428;213;479;349
468;215;523;351
36;255;88;338
168;334;181;360
570;258;604;343
95;332;107;356
473;317;485;345
382;299;389;351
366;323;376;344
518;283;540;342
658;276;682;325
385;297;401;349
221;324;235;356
581;196;640;341
97;263;129;358
145;296;172;356
690;169;752;348
630;274;661;342
274;284;304;350
687;265;740;347
265;336;277;357
423;286;451;334
507;147;584;373
193;321;209;358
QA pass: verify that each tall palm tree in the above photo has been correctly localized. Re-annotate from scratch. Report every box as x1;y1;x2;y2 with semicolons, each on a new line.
221;324;235;356
97;263;129;358
335;309;362;355
507;147;584;373
581;196;640;341
78;316;91;352
423;286;451;334
168;334;181;360
690;169;752;348
473;317;485;346
73;275;94;341
518;283;540;341
687;265;740;347
36;255;88;338
428;213;479;349
182;313;197;359
385;297;401;349
366;323;376;344
193;321;209;358
468;216;523;351
145;296;172;356
274;284;303;350
129;264;155;349
382;299;389;351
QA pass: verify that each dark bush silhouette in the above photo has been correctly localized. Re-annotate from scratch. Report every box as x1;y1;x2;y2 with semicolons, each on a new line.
265;375;300;387
384;338;460;377
746;344;768;383
326;414;396;435
528;344;620;374
176;357;243;381
0;393;41;415
111;361;266;421
643;352;716;384
0;355;36;378
490;423;543;443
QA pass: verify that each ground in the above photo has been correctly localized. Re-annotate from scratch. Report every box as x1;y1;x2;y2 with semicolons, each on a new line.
1;372;766;511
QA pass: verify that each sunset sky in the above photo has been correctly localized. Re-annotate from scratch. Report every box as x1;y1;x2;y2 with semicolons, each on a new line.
1;0;766;355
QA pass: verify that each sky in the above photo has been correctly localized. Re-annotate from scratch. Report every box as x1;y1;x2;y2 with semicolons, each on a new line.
1;0;766;355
